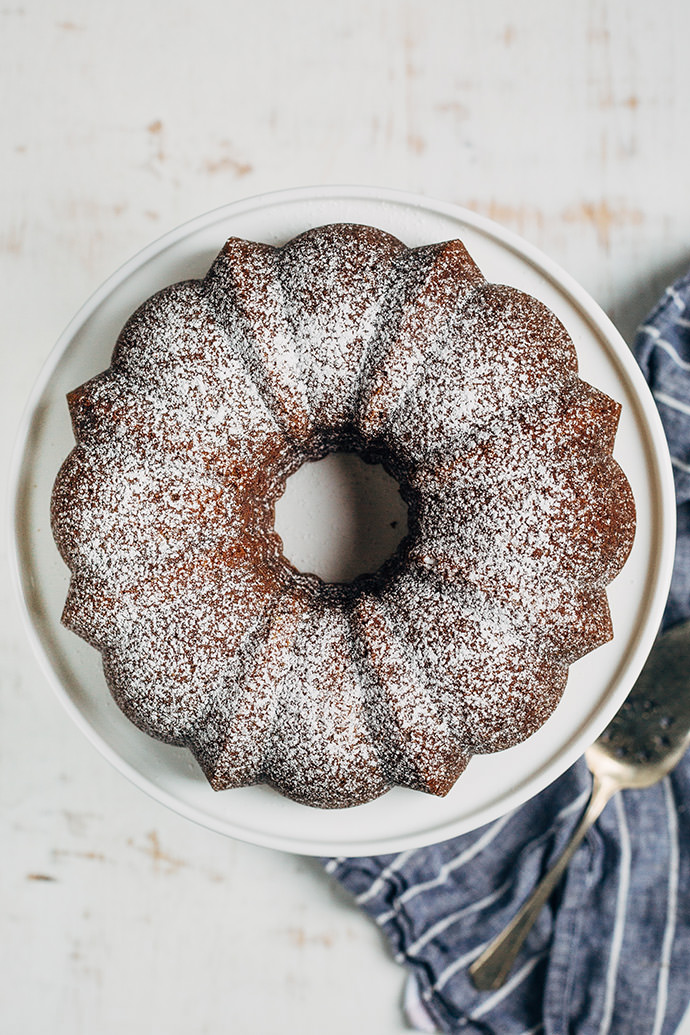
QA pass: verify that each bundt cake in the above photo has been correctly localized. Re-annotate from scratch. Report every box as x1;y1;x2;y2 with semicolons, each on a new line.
51;223;636;809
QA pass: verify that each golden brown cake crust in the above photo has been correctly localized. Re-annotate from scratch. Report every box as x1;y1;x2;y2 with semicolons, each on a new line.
51;223;636;809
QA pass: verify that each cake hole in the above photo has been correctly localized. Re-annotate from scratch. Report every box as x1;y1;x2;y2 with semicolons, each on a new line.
274;452;409;583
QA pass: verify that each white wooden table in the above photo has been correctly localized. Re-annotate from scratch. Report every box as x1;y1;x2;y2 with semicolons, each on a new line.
3;1;690;1031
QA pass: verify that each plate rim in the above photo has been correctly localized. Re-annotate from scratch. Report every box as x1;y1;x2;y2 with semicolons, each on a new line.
9;184;677;856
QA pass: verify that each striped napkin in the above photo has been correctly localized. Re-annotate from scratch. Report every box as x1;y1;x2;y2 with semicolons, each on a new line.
323;269;690;1035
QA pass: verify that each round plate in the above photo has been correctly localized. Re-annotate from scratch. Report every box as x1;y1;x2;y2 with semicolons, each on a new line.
10;186;676;857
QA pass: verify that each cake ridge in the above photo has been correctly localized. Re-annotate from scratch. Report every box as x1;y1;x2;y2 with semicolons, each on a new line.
273;223;407;443
351;242;444;436
201;240;309;450
357;241;486;442
350;590;470;796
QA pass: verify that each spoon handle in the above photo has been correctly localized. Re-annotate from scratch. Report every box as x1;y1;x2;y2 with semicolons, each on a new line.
469;774;616;991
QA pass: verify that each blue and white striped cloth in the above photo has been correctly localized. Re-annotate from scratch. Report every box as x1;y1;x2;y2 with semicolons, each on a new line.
637;271;690;632
323;270;690;1035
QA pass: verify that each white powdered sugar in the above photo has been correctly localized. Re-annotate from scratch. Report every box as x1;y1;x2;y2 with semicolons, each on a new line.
51;223;636;808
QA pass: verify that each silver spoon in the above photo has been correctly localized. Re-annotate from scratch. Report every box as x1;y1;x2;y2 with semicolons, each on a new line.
470;617;690;992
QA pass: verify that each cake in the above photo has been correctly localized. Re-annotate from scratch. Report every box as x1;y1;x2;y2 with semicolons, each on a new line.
51;223;636;809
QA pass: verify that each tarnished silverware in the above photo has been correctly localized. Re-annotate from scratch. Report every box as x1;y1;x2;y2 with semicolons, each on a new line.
470;618;690;992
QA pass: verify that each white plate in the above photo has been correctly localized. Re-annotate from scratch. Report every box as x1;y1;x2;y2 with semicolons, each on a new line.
10;186;676;857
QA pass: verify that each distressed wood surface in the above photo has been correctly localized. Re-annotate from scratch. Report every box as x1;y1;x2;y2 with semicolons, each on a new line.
3;1;690;1032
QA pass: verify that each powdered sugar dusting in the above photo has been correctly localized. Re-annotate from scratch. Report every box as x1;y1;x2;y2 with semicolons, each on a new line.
51;223;636;809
